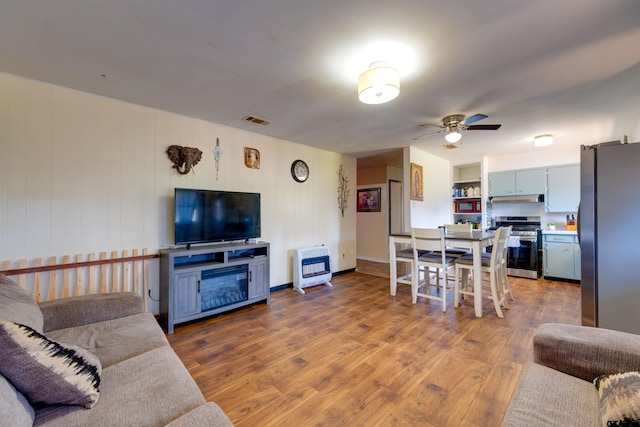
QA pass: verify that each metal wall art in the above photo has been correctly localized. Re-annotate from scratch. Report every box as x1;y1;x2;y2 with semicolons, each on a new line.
337;164;350;217
213;137;222;180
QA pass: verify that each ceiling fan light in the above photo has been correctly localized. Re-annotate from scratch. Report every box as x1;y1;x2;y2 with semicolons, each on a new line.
534;134;554;147
445;131;462;143
358;62;400;104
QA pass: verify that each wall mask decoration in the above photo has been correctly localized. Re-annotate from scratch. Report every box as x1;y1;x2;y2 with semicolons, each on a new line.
166;145;203;175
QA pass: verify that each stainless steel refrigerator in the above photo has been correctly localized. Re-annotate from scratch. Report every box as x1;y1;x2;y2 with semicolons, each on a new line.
580;141;640;334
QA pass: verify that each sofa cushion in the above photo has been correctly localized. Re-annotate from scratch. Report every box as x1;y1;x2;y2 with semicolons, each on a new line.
534;323;640;382
165;402;234;427
0;321;101;409
502;363;600;427
39;293;144;333
594;371;640;427
46;312;169;368
0;273;44;333
34;346;207;427
0;375;35;427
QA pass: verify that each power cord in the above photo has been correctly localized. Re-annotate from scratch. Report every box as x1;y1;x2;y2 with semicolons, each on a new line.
148;289;160;302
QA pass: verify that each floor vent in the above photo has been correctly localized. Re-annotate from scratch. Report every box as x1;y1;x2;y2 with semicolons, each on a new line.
242;115;271;125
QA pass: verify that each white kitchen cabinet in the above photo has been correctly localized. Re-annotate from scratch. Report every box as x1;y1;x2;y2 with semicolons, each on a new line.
543;233;581;281
546;164;580;212
488;168;546;196
516;168;547;195
488;171;515;196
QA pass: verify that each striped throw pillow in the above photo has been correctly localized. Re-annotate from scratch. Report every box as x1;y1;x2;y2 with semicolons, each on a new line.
0;321;101;408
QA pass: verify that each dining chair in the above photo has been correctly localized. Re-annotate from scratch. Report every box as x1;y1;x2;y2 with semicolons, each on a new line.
445;223;472;232
453;226;510;318
500;225;514;302
393;247;416;292
411;227;456;311
443;223;473;257
389;240;428;296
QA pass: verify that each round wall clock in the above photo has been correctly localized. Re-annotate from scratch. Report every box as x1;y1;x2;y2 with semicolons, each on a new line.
291;159;309;183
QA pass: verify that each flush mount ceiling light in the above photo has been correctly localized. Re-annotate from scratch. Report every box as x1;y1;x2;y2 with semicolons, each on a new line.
445;131;462;143
358;61;400;104
534;134;554;147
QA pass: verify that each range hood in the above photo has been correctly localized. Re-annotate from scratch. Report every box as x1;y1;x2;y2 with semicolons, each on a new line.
489;194;544;203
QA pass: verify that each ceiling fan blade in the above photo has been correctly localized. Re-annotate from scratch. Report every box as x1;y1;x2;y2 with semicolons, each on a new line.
412;129;446;141
467;124;502;130
419;122;445;128
462;114;488;125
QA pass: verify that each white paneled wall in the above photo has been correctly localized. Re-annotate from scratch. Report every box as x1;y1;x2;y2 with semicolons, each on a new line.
408;147;452;228
0;73;357;312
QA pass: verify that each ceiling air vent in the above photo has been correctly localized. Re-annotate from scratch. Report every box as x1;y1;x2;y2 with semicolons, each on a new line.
242;115;271;126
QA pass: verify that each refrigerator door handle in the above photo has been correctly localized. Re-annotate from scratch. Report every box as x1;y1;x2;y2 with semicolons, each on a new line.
577;202;581;245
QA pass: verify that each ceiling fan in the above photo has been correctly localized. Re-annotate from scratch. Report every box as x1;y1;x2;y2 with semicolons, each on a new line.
412;114;502;149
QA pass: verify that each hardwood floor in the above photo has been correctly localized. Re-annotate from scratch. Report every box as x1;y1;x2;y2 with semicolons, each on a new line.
167;261;580;426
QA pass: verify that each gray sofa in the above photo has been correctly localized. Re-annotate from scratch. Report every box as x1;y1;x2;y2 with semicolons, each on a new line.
502;323;640;426
0;273;234;427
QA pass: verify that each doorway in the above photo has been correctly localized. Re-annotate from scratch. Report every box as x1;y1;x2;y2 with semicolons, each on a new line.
389;179;403;235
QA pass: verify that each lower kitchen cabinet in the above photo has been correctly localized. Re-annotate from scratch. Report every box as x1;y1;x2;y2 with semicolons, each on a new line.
543;233;581;281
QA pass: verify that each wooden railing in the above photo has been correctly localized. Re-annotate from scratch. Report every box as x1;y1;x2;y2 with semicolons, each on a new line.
1;249;159;310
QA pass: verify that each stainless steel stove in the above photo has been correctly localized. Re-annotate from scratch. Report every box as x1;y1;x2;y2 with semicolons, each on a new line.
491;216;542;279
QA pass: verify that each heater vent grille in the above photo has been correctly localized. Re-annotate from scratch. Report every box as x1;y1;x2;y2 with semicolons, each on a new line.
293;247;332;294
243;115;271;125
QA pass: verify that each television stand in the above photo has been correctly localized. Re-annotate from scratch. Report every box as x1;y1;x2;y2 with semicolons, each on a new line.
159;241;270;334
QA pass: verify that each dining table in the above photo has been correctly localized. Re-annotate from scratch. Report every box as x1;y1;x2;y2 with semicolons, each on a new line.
388;229;496;317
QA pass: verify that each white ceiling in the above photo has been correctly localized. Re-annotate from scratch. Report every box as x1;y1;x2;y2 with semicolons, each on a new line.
2;1;639;163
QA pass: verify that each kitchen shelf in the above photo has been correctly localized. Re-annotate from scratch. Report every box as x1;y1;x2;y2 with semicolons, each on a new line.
452;162;484;229
452;179;481;185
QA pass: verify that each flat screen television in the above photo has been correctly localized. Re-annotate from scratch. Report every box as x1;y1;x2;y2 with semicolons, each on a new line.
174;188;261;245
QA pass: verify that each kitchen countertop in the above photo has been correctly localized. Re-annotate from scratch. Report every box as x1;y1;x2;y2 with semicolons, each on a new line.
541;229;577;235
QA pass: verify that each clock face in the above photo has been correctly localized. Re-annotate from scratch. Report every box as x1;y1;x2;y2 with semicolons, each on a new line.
291;160;309;182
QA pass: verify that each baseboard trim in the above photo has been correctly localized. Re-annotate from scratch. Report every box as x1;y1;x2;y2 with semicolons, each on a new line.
356;256;388;264
269;268;356;293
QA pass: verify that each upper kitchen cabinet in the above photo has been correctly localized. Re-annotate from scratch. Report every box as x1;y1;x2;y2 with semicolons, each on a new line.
546;164;580;212
488;168;546;197
516;168;547;194
488;171;515;196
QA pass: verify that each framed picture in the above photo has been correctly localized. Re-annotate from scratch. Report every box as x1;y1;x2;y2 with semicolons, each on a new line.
244;147;260;169
410;162;423;201
357;188;381;212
